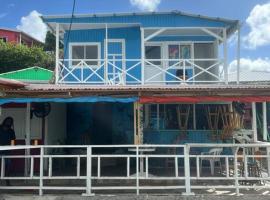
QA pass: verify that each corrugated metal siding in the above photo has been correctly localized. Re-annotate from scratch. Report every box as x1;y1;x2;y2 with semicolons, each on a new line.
44;14;230;28
63;27;141;83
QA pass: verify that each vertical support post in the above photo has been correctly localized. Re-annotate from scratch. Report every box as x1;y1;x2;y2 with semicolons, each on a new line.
263;102;268;141
55;23;60;84
39;147;44;196
193;104;196;130
252;102;258;142
140;27;145;85
82;146;94;196
137;103;144;144
236;24;241;84
182;145;194;196
134;102;138;144
234;147;240;196
136;145;139;195
105;24;108;84
223;28;228;84
267;146;270;176
25;102;31;177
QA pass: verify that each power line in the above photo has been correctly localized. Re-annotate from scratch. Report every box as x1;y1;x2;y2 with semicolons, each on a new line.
63;0;76;61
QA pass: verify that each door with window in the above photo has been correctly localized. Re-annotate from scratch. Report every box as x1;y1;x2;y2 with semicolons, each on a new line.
167;44;193;83
144;44;163;84
107;39;125;84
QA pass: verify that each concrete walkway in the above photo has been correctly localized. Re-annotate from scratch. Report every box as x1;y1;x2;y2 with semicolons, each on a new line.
1;195;270;200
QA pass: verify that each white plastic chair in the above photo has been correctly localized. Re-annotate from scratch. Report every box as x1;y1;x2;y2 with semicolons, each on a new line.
200;148;223;175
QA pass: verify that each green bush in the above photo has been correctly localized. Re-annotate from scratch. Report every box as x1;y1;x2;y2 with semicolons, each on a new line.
0;41;55;73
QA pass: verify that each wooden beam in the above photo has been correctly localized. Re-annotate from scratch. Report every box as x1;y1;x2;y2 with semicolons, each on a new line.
201;28;223;42
144;28;166;42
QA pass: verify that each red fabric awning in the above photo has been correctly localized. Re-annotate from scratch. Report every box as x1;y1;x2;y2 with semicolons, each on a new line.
139;96;270;104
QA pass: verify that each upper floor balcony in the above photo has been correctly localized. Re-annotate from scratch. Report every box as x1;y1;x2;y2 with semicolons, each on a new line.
42;11;241;85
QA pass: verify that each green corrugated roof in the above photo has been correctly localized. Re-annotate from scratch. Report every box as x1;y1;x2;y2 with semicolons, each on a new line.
0;67;53;82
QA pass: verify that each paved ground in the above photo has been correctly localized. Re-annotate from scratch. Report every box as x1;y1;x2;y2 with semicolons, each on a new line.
1;194;270;200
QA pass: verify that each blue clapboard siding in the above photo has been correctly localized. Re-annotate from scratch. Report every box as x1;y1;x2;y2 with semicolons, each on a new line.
44;13;236;28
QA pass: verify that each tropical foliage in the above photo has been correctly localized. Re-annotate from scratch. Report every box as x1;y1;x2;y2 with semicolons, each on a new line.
0;40;55;73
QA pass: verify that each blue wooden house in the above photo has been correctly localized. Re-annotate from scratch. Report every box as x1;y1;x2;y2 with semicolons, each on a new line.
42;11;239;85
0;11;270;196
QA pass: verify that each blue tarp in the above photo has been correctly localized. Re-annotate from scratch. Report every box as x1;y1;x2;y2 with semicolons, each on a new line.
0;97;138;105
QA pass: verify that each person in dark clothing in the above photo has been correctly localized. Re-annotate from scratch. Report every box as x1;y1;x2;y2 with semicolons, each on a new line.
0;117;16;186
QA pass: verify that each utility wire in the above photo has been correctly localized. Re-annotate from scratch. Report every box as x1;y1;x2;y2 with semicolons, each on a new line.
62;0;76;63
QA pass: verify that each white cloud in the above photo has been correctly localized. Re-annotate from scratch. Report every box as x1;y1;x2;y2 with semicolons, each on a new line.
16;10;47;42
0;13;8;18
243;2;270;49
229;58;270;73
130;0;161;11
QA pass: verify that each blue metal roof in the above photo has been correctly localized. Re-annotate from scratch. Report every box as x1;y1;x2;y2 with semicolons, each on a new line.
42;11;239;32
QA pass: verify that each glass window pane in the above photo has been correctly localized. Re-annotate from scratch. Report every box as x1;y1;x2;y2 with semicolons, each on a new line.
180;45;191;59
168;45;180;59
72;46;84;66
144;104;158;130
85;45;98;65
145;46;161;66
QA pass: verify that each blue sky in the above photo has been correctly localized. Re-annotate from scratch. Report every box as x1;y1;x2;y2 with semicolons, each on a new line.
0;0;270;72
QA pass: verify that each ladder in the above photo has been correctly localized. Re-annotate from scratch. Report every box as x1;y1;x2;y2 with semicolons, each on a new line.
166;105;190;167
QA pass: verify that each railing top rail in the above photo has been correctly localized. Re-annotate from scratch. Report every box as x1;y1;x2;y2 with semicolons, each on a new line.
188;142;270;148
59;58;222;62
1;143;270;152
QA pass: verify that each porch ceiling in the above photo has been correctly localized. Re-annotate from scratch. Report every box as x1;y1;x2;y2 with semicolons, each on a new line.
144;28;222;38
1;84;270;99
48;22;141;32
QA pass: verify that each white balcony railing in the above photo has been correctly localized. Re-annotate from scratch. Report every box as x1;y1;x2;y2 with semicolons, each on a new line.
57;58;224;85
1;143;270;195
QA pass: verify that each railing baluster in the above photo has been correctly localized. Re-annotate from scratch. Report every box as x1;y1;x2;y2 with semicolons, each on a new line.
48;157;52;177
127;156;130;177
77;156;80;178
97;156;101;178
146;156;148;178
175;156;179;177
225;157;229;178
196;156;199;178
30;157;34;178
39;147;44;196
1;157;5;178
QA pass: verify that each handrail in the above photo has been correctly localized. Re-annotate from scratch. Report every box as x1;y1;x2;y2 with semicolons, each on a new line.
57;58;225;85
1;143;270;195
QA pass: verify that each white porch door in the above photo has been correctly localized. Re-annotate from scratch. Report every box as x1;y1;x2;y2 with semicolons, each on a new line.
107;39;126;84
144;44;164;84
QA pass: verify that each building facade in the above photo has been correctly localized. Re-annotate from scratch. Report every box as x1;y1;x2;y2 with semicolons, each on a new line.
0;28;43;47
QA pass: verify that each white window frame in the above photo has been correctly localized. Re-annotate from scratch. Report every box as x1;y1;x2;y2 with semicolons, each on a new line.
69;42;101;68
0;37;8;43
